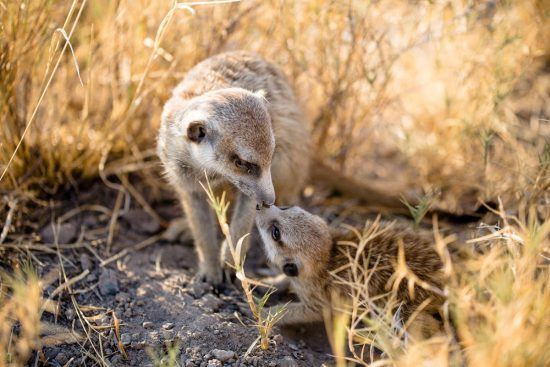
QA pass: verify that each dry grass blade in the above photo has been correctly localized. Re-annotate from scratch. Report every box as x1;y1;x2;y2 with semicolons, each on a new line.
0;0;88;183
106;188;125;253
45;269;89;303
112;311;129;360
0;197;17;245
100;233;163;267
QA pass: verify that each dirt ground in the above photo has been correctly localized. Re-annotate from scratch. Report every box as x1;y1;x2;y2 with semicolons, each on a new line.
11;180;377;367
4;174;481;367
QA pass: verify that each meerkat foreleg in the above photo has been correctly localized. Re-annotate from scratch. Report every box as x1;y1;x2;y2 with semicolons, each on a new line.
267;302;323;326
179;189;223;285
221;193;256;268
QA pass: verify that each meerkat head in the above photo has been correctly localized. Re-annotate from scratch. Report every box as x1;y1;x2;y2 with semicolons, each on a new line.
161;87;276;206
256;205;333;279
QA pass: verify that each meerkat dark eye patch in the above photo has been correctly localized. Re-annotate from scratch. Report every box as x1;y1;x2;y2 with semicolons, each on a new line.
282;263;298;277
187;122;206;143
231;154;260;176
233;156;246;170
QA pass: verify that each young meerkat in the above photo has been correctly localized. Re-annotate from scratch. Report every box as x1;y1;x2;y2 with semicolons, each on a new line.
255;205;444;331
157;51;310;286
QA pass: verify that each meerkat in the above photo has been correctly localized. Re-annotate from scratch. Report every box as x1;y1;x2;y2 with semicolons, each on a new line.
157;51;310;286
255;205;444;333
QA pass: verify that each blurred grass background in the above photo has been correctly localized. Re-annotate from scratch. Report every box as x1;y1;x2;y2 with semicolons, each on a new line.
0;0;549;366
1;0;547;211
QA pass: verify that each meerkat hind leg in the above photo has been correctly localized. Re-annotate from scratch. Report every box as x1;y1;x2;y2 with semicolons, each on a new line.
161;217;193;243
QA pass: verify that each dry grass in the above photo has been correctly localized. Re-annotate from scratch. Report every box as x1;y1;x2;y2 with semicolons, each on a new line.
327;207;549;366
202;176;286;352
0;0;549;366
0;264;42;367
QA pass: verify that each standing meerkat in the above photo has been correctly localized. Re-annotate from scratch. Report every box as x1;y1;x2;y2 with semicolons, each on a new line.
157;51;310;286
255;205;444;331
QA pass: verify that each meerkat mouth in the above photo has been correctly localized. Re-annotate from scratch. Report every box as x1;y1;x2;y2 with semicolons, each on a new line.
256;202;272;210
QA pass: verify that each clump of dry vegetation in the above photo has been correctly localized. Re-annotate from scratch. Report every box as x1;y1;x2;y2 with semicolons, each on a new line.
0;0;548;366
203;177;286;352
0;265;42;367
328;207;549;366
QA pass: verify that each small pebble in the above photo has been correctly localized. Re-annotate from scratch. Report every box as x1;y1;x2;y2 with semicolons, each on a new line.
80;253;92;271
162;322;175;330
210;349;236;362
120;333;131;346
143;321;154;329
207;359;221;367
99;268;119;296
55;352;68;365
86;273;97;282
115;292;130;303
162;330;174;340
278;356;298;367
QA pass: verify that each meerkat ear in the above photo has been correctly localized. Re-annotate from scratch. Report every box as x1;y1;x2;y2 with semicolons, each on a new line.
187;121;206;143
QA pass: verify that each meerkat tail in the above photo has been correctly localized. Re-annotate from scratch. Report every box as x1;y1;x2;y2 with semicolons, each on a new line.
309;157;408;211
310;157;485;222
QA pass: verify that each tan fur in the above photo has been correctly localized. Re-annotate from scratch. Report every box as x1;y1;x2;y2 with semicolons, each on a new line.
255;206;444;334
158;52;310;284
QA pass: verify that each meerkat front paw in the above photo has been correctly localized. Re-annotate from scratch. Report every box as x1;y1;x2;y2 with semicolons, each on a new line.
196;262;225;291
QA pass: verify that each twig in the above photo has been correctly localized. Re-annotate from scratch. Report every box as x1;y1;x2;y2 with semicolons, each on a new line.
0;197;18;245
106;189;125;253
46;269;90;301
100;234;163;267
119;174;167;227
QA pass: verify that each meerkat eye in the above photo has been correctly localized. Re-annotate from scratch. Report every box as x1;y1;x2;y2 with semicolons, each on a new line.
234;157;245;169
271;224;281;241
232;155;260;176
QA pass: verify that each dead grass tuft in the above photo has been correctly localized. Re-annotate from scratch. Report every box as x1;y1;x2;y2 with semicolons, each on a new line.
0;264;42;367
